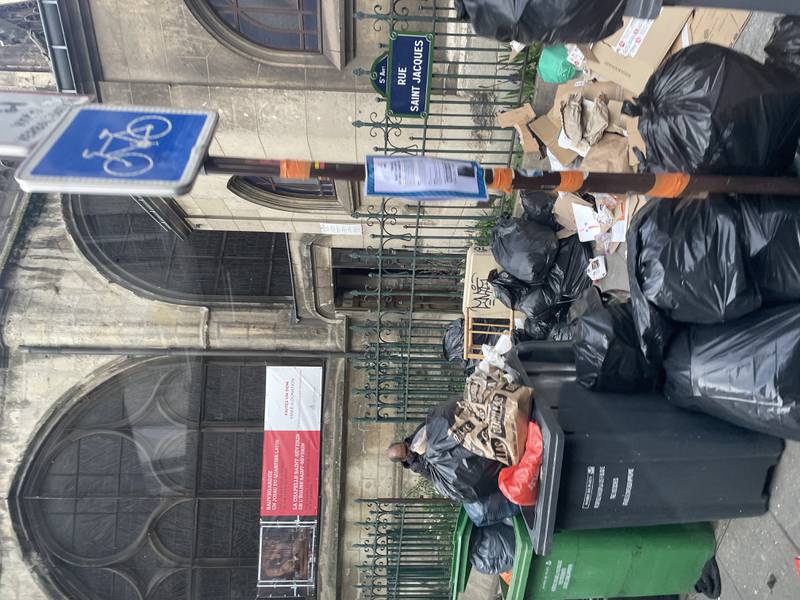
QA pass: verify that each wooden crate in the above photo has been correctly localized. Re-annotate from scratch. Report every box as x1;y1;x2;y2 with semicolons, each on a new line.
462;246;515;360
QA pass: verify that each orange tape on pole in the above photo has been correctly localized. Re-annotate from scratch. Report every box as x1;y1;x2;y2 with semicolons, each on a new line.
556;171;585;193
488;168;514;194
280;160;312;179
647;173;691;198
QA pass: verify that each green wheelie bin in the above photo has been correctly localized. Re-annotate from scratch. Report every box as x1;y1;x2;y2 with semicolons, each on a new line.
450;509;716;600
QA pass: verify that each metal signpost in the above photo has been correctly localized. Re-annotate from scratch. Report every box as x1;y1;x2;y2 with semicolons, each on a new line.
15;104;217;196
386;31;434;119
370;52;389;97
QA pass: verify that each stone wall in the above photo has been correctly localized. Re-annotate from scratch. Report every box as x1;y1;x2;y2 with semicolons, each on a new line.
0;192;351;599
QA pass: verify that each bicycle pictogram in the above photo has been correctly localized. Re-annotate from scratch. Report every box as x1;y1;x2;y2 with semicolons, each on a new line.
81;115;172;177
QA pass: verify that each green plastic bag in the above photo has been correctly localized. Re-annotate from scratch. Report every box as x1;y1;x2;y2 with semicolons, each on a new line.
538;46;578;84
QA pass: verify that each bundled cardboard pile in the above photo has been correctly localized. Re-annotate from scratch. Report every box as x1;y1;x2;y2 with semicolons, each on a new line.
495;8;750;265
500;8;750;171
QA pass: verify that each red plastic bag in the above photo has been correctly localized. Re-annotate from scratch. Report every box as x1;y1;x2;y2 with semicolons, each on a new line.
498;421;544;506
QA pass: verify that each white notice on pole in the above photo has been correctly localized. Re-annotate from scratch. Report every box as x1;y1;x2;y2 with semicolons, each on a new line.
365;156;488;200
0;91;90;159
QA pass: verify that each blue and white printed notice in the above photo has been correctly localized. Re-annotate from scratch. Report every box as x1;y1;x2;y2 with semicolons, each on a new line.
365;156;487;200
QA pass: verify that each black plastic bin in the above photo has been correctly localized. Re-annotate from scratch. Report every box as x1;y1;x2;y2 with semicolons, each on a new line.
511;344;784;548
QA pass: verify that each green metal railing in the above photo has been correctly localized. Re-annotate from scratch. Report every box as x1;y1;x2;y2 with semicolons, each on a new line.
350;0;533;424
355;498;459;600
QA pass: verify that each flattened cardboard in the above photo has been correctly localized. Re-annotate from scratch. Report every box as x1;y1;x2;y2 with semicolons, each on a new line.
627;116;647;167
669;9;751;56
553;193;593;239
496;103;540;154
583;7;692;95
530;115;579;166
496;104;535;129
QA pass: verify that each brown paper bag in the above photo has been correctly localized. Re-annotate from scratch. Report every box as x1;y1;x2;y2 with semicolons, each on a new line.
450;366;532;466
582;134;632;173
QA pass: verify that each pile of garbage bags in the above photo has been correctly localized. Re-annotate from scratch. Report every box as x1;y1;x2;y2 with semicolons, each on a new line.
453;0;626;45
567;37;800;441
410;341;545;574
573;197;800;441
489;196;593;340
664;304;800;440
627;195;800;363
624;44;800;176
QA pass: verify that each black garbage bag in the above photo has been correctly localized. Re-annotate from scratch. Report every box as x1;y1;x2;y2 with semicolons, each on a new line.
454;0;625;45
571;289;660;393
765;16;800;77
442;319;466;364
547;319;572;342
523;318;551;340
520;190;558;230
664;304;800;440
517;284;558;321
629;195;760;325
547;236;592;302
468;523;516;575
491;217;558;285
488;269;529;310
463;490;520;527
424;399;504;503
740;195;800;305
627;44;800;175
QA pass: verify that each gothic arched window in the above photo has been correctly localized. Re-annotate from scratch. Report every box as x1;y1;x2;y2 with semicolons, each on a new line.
64;195;294;306
204;0;321;52
227;176;346;213
9;358;320;599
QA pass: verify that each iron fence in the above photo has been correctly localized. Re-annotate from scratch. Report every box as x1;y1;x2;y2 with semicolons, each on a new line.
354;498;460;600
350;0;534;424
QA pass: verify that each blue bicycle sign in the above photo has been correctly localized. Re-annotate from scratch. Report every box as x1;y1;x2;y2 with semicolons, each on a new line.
81;115;173;177
16;104;218;196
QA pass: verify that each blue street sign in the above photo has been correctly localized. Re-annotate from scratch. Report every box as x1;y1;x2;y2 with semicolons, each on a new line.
387;31;434;119
370;52;389;97
15;104;218;196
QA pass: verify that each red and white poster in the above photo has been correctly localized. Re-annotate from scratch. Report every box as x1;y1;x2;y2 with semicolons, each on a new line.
261;366;323;517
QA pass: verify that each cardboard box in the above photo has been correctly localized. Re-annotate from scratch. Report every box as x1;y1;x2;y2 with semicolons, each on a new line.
462;246;508;317
530;80;635;167
583;7;692;95
669;9;751;56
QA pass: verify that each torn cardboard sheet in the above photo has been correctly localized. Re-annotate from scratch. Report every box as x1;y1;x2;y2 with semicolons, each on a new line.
553;193;593;239
531;115;578;166
584;8;750;96
496;104;534;129
496;104;540;154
